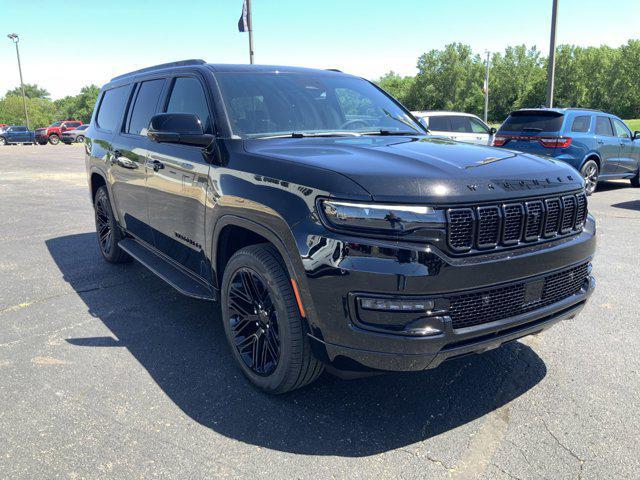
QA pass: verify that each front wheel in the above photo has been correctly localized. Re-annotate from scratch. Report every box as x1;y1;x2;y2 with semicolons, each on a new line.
631;168;640;188
76;135;85;143
48;134;60;145
580;160;599;195
93;186;130;263
221;244;323;394
0;137;6;146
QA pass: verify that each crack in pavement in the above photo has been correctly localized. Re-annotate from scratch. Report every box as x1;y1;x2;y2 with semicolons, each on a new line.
540;418;585;480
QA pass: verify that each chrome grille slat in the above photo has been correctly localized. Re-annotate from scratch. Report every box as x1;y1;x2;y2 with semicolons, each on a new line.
445;192;587;254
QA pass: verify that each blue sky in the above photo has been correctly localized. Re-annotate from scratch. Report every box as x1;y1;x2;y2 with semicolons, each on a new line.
1;0;638;99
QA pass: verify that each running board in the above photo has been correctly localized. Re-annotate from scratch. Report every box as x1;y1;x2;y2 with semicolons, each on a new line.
118;238;217;301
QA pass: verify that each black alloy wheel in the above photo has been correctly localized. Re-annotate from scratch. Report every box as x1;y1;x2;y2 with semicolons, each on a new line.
221;244;324;393
93;186;130;263
581;160;599;195
228;267;280;376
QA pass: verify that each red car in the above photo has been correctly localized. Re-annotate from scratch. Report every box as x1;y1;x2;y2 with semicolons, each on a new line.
37;120;84;145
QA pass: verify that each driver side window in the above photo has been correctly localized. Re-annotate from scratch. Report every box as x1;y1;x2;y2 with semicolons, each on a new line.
612;118;631;139
470;118;489;134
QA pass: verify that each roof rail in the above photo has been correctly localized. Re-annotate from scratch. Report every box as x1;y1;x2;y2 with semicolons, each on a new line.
110;59;206;81
564;107;603;112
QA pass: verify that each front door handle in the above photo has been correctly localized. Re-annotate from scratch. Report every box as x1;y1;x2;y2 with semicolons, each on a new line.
597;140;604;144
147;159;165;172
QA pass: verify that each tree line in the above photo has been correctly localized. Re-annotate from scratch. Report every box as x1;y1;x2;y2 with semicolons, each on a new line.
376;40;640;122
0;84;99;128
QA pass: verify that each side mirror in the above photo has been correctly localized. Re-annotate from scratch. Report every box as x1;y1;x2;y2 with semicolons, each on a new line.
147;113;214;147
489;127;497;135
633;131;640;141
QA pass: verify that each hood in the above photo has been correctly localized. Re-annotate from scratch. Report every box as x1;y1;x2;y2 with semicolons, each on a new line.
243;136;584;203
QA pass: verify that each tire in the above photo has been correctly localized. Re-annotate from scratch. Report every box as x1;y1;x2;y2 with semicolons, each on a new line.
0;137;5;146
93;186;130;264
48;134;60;145
221;244;324;394
631;169;640;188
76;135;85;143
580;159;599;195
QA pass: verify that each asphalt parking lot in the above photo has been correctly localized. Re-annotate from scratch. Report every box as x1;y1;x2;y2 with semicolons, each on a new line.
0;144;639;479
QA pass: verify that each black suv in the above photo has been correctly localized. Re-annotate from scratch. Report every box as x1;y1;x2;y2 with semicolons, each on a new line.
85;60;596;393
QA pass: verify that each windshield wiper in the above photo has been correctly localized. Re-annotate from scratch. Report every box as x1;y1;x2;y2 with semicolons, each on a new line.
361;129;420;136
255;131;363;139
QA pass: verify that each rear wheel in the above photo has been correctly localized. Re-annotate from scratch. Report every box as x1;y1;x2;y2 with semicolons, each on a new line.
580;160;599;195
93;186;130;263
48;134;60;145
221;244;323;394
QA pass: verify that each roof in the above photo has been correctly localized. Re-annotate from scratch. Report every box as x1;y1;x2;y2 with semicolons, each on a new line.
110;59;352;82
411;110;483;119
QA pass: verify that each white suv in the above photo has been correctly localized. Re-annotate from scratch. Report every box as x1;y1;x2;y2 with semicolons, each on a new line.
412;111;495;145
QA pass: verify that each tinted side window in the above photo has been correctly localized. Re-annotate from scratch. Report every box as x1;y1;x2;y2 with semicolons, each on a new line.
612;118;631;138
96;86;129;131
449;116;472;133
469;118;489;134
571;116;591;133
428;116;450;131
165;77;211;133
595;117;614;136
14;126;27;132
127;79;165;135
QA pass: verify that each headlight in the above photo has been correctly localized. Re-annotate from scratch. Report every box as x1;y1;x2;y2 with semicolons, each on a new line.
319;199;445;234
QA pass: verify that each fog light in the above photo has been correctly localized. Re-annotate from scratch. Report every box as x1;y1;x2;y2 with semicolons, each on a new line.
359;297;434;312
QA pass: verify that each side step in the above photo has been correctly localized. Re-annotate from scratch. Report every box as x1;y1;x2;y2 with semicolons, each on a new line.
118;238;217;301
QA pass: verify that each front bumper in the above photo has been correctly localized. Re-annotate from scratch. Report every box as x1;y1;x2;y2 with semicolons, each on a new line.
298;215;596;372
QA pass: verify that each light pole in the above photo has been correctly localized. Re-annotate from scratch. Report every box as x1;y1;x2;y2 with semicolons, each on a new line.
7;33;29;129
545;0;559;108
483;51;490;123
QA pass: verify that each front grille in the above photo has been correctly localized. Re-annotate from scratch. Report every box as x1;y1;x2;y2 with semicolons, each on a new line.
446;191;587;253
447;262;590;329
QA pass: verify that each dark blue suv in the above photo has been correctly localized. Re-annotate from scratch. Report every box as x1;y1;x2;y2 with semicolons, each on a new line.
493;108;640;194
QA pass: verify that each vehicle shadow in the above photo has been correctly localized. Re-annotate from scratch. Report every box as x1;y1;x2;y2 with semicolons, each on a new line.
46;233;547;457
610;200;640;212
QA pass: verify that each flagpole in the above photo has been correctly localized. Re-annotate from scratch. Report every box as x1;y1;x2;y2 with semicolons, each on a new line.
247;0;254;64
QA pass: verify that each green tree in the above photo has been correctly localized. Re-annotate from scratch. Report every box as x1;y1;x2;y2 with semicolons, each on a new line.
5;83;50;100
410;43;485;115
54;85;100;124
376;72;416;107
0;95;56;128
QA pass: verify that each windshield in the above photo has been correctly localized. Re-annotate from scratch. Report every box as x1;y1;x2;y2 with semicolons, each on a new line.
215;72;423;138
50;121;62;127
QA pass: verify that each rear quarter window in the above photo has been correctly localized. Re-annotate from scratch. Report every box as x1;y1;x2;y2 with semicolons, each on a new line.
96;86;129;132
595;117;614;136
571;116;591;133
500;113;564;133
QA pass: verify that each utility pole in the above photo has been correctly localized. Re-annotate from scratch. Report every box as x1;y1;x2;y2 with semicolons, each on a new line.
247;0;254;64
483;51;490;123
7;33;29;129
545;0;559;108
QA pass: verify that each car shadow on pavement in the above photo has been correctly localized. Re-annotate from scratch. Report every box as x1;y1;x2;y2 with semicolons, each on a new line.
47;233;547;457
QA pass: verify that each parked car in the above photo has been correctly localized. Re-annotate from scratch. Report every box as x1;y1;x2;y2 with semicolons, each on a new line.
40;120;84;145
86;60;595;393
412;111;496;145
34;127;49;145
493;108;640;194
0;125;35;145
61;124;90;144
